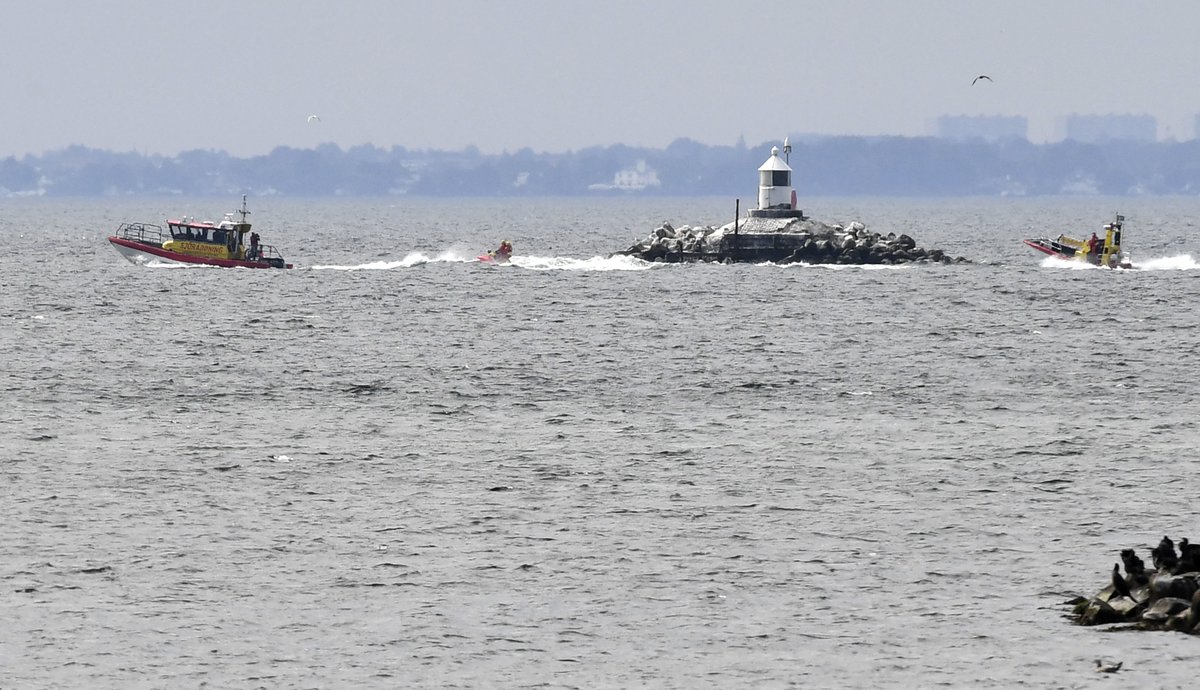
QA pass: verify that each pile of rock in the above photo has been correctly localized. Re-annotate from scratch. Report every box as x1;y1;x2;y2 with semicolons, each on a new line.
1069;535;1200;634
617;217;967;265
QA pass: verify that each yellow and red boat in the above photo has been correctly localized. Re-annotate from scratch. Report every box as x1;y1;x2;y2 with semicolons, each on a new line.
1023;213;1131;269
108;196;292;269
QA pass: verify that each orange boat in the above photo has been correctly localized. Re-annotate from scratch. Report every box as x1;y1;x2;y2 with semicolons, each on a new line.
108;196;292;269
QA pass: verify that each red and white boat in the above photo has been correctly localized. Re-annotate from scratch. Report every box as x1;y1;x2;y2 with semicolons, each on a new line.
108;196;292;269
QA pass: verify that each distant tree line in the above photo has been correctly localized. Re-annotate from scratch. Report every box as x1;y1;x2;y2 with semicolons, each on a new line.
3;136;1200;197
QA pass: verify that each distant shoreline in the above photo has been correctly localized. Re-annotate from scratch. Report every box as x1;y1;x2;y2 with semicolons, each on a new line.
4;137;1199;198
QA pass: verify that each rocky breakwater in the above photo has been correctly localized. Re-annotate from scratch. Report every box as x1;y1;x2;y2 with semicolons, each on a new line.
617;215;967;265
1069;535;1200;635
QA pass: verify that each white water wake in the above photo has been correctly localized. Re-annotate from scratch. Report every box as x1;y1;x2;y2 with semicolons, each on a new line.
1131;254;1200;270
1041;254;1200;271
311;251;656;272
507;255;656;271
142;260;219;269
1040;256;1096;270
311;250;476;270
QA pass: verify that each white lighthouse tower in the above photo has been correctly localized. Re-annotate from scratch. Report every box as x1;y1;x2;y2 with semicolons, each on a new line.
748;141;804;219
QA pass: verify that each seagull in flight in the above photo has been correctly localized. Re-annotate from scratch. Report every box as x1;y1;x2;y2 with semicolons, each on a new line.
307;114;321;123
972;75;993;85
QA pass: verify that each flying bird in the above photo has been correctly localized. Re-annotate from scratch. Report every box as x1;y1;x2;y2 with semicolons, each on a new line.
972;75;993;85
307;114;321;123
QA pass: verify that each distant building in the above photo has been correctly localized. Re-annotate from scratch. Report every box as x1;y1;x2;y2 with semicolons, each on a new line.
936;115;1028;142
588;160;661;191
1065;114;1157;143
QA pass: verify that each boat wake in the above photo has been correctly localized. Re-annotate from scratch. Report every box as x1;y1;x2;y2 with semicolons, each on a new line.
311;250;475;270
311;252;656;272
142;260;220;269
1041;254;1200;271
1040;256;1097;271
508;255;656;271
1131;254;1200;270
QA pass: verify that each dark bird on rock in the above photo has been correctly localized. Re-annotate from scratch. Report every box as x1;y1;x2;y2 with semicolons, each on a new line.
1120;548;1148;584
1152;535;1178;572
1095;659;1123;673
1111;563;1136;602
972;74;993;85
1176;537;1199;573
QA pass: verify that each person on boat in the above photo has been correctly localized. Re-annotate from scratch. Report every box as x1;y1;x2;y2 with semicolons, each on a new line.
494;240;513;259
1087;232;1099;259
248;232;260;260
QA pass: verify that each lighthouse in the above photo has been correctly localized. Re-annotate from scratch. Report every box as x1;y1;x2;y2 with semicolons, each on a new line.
748;142;804;219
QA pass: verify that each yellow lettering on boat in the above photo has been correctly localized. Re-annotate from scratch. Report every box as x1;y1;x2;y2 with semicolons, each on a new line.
162;241;230;259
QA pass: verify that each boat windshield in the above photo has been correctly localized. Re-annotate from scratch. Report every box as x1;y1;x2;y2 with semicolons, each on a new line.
169;223;226;244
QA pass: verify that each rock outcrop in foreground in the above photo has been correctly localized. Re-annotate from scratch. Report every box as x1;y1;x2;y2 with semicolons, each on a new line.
1068;535;1200;635
617;216;968;265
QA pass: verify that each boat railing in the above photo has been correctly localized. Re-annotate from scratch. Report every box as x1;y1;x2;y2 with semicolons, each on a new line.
247;244;285;262
114;222;165;245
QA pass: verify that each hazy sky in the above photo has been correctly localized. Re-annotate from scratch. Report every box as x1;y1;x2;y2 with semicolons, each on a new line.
4;0;1200;157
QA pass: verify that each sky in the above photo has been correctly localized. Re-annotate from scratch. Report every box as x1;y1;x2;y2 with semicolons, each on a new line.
3;0;1200;158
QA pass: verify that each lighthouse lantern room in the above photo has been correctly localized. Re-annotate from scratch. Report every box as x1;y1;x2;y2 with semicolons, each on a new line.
748;143;804;219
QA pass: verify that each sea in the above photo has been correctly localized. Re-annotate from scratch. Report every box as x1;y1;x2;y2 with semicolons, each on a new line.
3;195;1199;688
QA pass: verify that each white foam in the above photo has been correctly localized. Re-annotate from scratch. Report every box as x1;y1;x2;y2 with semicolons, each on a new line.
1041;253;1200;271
506;255;657;271
309;251;655;271
1130;254;1200;271
1040;256;1095;270
311;250;475;270
143;260;217;269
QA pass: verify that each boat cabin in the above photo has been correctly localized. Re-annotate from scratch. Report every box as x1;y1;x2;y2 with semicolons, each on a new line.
162;203;255;261
169;219;228;245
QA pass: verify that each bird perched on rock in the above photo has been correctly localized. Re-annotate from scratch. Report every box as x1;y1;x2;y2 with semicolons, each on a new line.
1176;538;1199;573
1152;536;1178;572
1111;563;1136;602
1095;659;1123;673
1120;548;1148;585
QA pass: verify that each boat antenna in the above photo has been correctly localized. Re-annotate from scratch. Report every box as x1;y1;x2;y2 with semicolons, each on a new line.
238;194;251;224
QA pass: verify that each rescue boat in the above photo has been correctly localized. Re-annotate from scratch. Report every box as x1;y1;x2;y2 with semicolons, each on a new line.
108;196;292;269
1023;213;1132;269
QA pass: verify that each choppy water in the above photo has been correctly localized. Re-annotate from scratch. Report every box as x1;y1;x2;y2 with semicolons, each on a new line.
3;196;1200;688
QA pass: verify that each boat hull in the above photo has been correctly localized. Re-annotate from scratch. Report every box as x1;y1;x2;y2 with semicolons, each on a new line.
108;236;292;269
1023;237;1079;260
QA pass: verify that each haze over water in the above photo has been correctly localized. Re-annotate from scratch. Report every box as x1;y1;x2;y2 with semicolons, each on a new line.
4;196;1199;687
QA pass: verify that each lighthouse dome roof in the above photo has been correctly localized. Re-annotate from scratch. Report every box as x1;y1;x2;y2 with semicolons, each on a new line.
758;146;792;172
